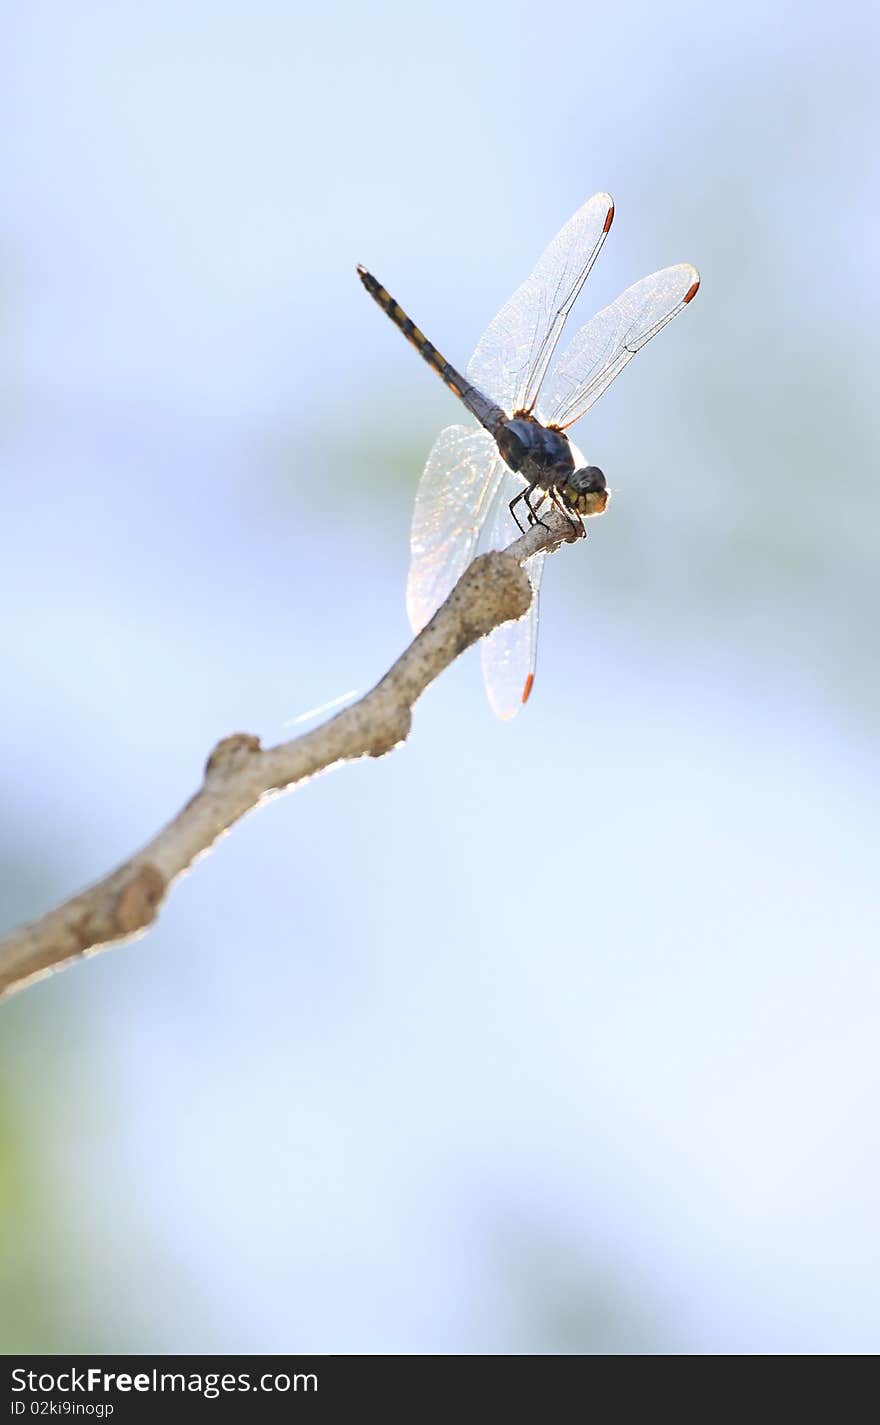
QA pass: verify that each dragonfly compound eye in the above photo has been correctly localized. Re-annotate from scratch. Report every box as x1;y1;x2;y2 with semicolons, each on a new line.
571;465;606;495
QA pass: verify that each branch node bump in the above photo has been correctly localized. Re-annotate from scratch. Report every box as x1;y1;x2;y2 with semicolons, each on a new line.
114;864;166;934
205;733;262;779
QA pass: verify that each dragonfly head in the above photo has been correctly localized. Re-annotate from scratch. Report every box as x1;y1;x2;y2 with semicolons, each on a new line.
561;464;609;517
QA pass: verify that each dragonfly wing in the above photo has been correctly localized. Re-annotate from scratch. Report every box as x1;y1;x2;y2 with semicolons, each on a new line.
480;556;545;720
466;192;614;417
406;424;506;634
542;264;700;431
477;469;546;720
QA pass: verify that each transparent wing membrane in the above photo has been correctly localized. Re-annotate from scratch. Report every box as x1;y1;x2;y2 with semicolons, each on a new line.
406;425;505;634
543;264;699;431
480;555;544;720
466;192;614;418
478;470;547;720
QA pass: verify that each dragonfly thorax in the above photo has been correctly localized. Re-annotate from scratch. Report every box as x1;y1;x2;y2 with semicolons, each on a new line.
496;417;574;487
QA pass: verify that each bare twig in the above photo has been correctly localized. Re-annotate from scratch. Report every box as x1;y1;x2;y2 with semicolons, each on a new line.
0;514;579;1000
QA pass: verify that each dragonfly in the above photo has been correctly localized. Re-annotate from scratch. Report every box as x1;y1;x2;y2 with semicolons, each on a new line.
357;192;699;718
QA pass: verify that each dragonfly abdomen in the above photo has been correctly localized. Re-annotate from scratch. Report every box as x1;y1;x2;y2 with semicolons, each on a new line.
357;266;505;434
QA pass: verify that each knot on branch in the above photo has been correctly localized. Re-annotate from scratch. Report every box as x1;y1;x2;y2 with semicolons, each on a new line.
205;732;262;781
114;863;166;935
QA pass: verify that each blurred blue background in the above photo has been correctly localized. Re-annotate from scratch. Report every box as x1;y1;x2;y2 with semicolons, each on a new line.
1;0;878;1353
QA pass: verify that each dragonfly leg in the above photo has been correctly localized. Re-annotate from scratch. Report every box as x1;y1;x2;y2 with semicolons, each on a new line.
524;486;550;531
508;488;528;533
